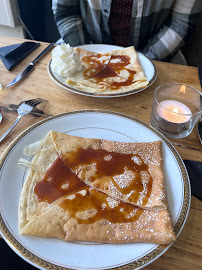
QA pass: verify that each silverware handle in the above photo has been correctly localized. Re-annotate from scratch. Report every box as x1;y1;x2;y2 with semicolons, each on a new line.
0;115;22;143
32;43;54;65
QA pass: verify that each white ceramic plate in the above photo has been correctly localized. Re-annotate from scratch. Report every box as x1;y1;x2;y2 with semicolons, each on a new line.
0;110;190;270
48;44;158;98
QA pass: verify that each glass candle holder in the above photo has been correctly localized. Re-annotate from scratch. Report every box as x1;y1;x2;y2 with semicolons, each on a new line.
150;83;202;139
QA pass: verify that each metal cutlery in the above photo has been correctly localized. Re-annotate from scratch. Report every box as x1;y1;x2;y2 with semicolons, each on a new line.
6;43;54;87
0;98;46;143
0;100;50;117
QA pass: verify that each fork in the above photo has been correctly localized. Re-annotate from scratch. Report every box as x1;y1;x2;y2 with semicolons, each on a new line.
0;98;46;143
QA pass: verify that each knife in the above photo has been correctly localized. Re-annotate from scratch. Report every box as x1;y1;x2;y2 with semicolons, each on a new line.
198;65;202;144
6;43;54;87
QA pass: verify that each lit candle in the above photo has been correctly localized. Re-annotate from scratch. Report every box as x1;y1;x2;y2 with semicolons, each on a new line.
150;83;200;139
155;100;192;134
157;100;192;123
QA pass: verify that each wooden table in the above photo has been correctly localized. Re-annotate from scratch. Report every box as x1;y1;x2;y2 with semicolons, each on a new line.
0;36;201;270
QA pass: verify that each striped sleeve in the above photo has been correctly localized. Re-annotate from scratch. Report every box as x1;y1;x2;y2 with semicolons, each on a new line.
142;0;202;61
52;0;89;46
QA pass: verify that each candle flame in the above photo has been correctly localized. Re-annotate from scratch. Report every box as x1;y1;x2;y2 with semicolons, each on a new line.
172;108;179;114
180;85;186;94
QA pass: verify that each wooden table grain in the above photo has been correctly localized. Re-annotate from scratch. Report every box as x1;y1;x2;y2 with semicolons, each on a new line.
0;36;201;270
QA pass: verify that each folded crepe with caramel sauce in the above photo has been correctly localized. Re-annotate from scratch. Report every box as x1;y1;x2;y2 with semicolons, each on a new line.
66;46;149;93
18;131;176;244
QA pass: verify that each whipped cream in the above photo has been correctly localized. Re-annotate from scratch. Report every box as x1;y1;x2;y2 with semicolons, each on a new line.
51;43;82;77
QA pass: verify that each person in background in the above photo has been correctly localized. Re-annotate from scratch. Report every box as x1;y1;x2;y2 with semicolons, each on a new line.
52;0;201;65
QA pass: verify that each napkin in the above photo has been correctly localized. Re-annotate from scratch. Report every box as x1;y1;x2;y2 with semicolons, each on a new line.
183;160;202;201
0;41;40;70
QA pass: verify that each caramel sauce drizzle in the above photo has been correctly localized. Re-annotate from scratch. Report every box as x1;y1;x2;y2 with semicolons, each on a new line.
64;148;152;205
34;147;152;224
82;54;137;90
59;187;144;224
34;157;85;204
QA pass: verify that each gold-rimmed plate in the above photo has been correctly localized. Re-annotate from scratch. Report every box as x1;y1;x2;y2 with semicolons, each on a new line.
0;110;190;269
48;44;158;98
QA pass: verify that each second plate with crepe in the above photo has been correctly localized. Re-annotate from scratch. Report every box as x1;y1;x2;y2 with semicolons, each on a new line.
48;44;158;98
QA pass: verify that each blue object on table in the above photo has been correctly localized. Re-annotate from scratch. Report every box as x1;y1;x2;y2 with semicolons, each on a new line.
184;160;202;201
0;42;40;70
